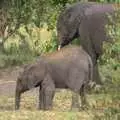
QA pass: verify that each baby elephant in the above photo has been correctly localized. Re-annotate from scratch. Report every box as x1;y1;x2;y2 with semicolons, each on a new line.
15;45;93;110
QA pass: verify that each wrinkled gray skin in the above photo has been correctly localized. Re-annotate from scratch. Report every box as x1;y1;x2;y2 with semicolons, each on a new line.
57;2;115;110
15;45;93;110
57;2;114;84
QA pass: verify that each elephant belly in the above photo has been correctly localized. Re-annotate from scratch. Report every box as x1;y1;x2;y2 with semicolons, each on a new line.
54;80;68;89
50;67;69;89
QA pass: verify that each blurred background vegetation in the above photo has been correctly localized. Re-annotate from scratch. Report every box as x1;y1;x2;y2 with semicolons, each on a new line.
0;0;119;66
0;0;120;119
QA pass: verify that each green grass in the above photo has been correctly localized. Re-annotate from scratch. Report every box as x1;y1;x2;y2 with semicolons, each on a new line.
0;111;93;120
0;90;119;120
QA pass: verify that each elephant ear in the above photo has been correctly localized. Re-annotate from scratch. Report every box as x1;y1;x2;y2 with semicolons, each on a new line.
27;74;39;89
27;75;35;89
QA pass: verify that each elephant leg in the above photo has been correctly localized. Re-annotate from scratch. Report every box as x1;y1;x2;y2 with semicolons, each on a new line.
79;84;89;110
79;23;102;85
43;84;55;110
93;63;103;93
80;85;87;106
38;86;44;110
71;92;80;111
39;74;55;110
83;47;102;86
70;69;85;111
93;63;102;85
39;85;55;110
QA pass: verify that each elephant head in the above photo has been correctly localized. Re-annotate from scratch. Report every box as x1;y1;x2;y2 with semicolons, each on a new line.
15;62;46;110
57;2;96;49
57;2;115;56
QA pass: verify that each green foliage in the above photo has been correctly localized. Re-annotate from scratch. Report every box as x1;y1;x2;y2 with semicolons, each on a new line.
71;38;80;45
45;31;58;52
36;31;58;54
0;26;58;68
101;9;120;67
99;9;120;93
0;53;35;68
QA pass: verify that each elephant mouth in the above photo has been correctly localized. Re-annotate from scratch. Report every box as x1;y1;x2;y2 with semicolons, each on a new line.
59;30;79;48
34;80;43;88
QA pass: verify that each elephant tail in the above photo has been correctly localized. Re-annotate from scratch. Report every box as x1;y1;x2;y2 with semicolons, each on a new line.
87;54;93;82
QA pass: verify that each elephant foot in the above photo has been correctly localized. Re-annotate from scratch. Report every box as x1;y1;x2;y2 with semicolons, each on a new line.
38;103;44;110
37;107;41;110
38;106;52;111
38;103;53;111
37;106;43;110
44;106;53;111
71;92;80;112
70;106;80;112
70;102;81;112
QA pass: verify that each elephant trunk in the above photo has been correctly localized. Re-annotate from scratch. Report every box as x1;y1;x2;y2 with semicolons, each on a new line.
15;87;21;110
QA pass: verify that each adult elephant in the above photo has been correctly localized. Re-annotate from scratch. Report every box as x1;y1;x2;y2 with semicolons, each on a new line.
57;2;116;110
57;2;115;84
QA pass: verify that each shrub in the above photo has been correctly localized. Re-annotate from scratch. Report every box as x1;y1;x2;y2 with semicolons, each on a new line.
99;9;120;92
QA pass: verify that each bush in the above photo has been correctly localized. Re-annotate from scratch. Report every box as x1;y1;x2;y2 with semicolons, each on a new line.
99;9;120;92
0;27;58;68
